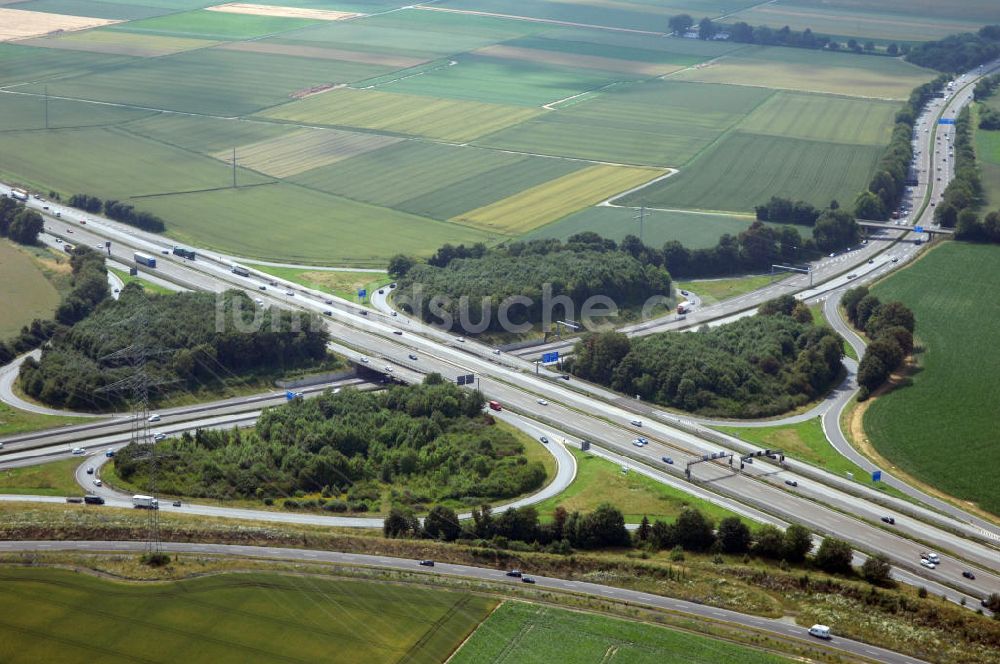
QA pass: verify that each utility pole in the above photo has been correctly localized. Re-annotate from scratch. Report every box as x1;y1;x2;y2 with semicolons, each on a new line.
232;147;237;188
633;205;647;243
97;307;175;556
44;85;49;130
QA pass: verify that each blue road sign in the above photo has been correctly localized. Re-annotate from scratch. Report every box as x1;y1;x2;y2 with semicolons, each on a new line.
938;118;955;125
542;351;560;363
357;288;367;299
914;226;923;233
872;470;882;483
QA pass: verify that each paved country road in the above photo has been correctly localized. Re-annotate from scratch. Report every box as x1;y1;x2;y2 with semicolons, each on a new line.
0;539;929;664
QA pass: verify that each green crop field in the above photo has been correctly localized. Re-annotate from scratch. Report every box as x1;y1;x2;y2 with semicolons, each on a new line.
107;9;320;41
0;43;134;88
671;46;934;100
0;241;60;338
455;164;661;234
0;568;496;664
19;48;391;117
223;127;402;178
0;5;912;265
0;127;271;200
376;54;630;107
478;80;772;167
452;601;792;664
623;132;883;212
23;30;220;58
291;141;586;220
974;122;1000;207
260;87;542;142
864;243;1000;516
134;183;498;266
723;0;997;42
526;206;771;249
0;93;157;133
433;0;753;33
737;92;898;145
122;114;293;155
8;0;178;20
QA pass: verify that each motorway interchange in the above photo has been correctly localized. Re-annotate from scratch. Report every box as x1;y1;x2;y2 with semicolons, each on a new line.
1;61;999;660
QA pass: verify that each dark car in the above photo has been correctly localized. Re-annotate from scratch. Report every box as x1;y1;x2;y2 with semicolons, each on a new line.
86;467;94;475
506;569;522;577
881;516;895;525
393;330;403;336
378;289;385;294
323;310;332;316
258;285;266;290
408;354;418;360
324;299;333;305
172;500;182;507
963;571;976;580
419;560;434;567
785;480;798;487
521;576;536;584
661;456;673;465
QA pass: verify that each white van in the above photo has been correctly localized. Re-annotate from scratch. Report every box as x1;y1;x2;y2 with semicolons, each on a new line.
808;624;831;640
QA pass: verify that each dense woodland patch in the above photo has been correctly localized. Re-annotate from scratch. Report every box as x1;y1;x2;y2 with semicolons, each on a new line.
19;287;329;410
116;380;546;510
569;296;843;418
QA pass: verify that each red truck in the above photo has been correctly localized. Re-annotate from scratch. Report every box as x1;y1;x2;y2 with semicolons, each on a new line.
488;400;502;412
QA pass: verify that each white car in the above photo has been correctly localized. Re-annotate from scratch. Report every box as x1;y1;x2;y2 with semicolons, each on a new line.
71;447;86;455
93;479;102;487
384;366;393;373
456;337;465;343
920;559;936;569
537;399;548;406
148;414;160;422
360;357;369;364
153;433;166;442
632;439;646;447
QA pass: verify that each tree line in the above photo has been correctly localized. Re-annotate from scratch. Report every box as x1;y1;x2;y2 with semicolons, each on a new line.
385;499;888;582
568;295;844;418
116;380;546;509
68;193;165;232
905;26;1000;73
391;235;671;334
842;287;916;399
933;107;979;230
669;13;906;56
0;196;43;245
954;77;1000;244
853;75;950;222
0;246;109;366
19;287;329;410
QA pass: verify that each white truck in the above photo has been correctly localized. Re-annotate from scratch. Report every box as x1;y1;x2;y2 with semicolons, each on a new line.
132;495;159;510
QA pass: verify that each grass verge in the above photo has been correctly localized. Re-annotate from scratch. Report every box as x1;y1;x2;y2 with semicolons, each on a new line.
0;458;82;496
248;264;390;305
677;274;780;305
0;401;91;438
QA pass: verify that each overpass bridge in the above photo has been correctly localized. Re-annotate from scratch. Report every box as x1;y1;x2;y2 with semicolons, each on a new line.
857;220;954;236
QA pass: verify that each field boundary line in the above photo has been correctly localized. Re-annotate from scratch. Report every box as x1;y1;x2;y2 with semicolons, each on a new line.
415;6;666;36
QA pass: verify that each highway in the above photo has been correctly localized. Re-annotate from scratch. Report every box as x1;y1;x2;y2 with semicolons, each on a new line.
5;185;1000;602
1;62;998;608
0;539;929;664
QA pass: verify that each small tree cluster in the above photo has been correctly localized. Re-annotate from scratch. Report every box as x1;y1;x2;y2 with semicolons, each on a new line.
754;197;821;226
843;287;916;398
67;193;166;232
0;196;43;245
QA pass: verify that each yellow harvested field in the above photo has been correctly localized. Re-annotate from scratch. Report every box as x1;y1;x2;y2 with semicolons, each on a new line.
219;128;402;178
453;164;663;234
218;41;426;68
259;88;543;143
475;44;679;76
205;3;359;21
20;31;217;57
0;8;118;41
